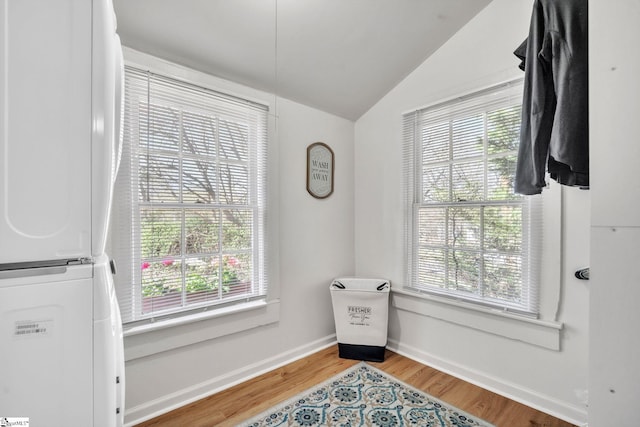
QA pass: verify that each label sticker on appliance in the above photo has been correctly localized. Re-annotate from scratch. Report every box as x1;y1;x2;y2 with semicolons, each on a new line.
13;320;52;338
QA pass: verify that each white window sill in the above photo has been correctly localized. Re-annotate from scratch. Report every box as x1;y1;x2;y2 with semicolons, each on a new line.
391;288;562;350
122;299;280;361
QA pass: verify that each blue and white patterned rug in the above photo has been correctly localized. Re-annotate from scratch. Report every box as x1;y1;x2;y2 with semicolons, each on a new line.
239;362;494;427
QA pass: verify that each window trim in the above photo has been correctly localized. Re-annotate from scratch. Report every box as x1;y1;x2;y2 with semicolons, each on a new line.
112;47;280;356
399;80;563;347
125;66;268;321
123;299;280;361
391;287;562;350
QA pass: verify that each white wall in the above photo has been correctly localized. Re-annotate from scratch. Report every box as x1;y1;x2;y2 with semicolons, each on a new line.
122;84;355;423
354;0;589;424
589;0;640;425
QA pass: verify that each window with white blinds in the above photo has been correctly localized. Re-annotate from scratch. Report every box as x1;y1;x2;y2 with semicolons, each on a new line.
403;80;542;316
112;66;269;324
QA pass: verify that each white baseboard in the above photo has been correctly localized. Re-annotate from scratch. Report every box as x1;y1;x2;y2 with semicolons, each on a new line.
124;335;588;427
124;334;337;427
386;339;588;427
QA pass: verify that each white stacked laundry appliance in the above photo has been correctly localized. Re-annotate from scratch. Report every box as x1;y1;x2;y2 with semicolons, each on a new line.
0;0;125;426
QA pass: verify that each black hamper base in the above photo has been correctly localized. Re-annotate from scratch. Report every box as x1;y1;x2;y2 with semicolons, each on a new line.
338;343;386;362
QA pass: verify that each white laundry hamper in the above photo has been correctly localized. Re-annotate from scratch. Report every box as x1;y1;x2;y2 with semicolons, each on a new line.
330;277;390;362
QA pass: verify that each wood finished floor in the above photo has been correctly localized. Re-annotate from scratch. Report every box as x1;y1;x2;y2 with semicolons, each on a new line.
135;345;576;427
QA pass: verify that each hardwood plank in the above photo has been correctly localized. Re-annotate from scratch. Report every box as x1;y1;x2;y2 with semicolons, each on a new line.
134;345;576;427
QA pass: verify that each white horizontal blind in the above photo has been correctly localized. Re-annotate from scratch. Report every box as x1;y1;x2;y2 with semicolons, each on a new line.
112;66;269;324
403;80;542;316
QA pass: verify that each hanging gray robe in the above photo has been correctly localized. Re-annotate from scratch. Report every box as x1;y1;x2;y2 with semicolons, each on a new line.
514;0;589;195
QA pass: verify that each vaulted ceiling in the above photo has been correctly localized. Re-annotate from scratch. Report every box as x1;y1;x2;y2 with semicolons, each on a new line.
113;0;492;120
